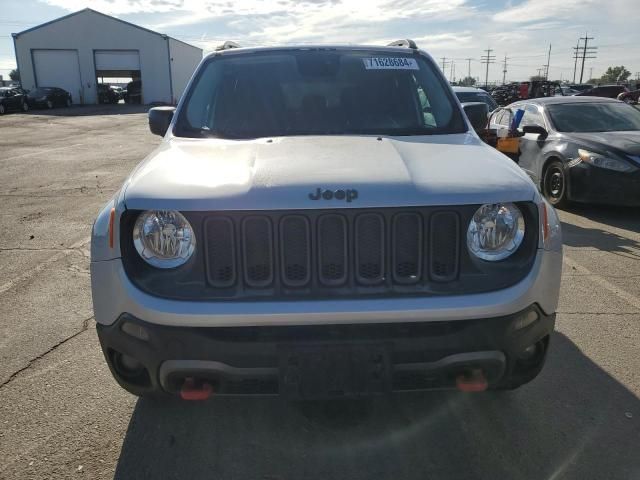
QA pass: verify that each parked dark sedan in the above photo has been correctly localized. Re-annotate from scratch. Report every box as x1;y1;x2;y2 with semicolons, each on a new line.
575;84;629;99
26;87;72;109
489;97;640;207
0;87;29;114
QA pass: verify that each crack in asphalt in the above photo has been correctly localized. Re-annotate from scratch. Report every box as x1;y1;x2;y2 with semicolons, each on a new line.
0;316;93;390
0;247;87;252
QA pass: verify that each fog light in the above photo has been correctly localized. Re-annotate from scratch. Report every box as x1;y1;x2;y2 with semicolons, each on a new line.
512;310;539;331
518;344;538;361
113;351;145;378
121;321;150;341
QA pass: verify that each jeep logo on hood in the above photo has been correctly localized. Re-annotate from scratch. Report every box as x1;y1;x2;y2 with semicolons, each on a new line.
309;188;358;202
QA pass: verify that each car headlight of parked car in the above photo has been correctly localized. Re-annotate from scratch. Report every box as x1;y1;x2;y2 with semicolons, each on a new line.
467;203;525;261
577;149;635;172
133;210;196;268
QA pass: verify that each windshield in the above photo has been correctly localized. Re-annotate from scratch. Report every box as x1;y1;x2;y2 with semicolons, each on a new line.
546;102;640;132
455;91;497;110
174;50;466;139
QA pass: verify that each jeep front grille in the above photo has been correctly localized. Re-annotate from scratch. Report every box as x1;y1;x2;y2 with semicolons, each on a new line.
120;204;539;301
203;208;461;295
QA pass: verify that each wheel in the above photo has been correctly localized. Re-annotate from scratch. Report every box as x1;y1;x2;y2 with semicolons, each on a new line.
46;99;54;109
623;97;633;104
542;160;569;208
22;102;29;112
66;98;72;107
0;104;5;115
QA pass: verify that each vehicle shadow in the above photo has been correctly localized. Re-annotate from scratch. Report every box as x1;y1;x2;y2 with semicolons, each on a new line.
561;205;640;255
23;104;152;117
114;333;640;480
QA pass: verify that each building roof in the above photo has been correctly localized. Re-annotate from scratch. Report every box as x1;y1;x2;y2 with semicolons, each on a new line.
12;8;201;51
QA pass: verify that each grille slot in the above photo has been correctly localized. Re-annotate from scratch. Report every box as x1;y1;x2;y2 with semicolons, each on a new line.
392;213;422;284
317;214;348;286
242;216;274;287
204;217;236;287
429;212;460;282
355;213;385;284
280;215;311;287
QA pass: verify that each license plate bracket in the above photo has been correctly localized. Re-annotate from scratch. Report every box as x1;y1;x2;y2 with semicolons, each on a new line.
278;343;391;400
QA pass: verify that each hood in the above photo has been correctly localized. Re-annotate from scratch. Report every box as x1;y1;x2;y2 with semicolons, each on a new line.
568;131;640;158
123;134;536;211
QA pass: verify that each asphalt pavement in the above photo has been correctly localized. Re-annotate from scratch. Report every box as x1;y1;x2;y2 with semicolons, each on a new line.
0;105;638;480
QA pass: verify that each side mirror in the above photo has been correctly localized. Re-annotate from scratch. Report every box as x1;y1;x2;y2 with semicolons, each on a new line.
148;106;176;137
522;124;548;138
462;102;490;133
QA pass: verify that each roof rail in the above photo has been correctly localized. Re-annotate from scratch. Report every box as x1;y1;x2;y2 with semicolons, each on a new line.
215;41;241;51
387;39;417;49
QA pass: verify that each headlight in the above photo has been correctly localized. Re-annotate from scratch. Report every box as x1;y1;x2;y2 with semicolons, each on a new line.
467;203;525;261
578;149;635;172
133;210;196;268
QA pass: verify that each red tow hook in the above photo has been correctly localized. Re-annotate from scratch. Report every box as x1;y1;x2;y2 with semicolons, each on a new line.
180;377;213;401
456;369;488;392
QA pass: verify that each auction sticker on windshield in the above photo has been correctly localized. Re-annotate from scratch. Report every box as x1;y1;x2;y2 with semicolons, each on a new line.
363;57;419;70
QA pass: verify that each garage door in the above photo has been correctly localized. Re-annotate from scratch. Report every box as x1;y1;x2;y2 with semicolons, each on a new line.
94;50;140;71
33;49;82;103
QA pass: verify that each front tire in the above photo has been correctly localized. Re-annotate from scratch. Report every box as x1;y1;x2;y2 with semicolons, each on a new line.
623;97;633;104
542;160;569;209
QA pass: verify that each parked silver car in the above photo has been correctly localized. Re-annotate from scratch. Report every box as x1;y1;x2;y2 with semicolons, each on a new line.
91;40;562;400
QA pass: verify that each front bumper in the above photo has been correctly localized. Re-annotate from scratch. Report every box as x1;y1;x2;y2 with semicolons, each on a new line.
568;163;640;206
97;305;555;397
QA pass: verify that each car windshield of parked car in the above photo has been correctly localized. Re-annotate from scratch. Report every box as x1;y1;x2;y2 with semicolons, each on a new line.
546;102;640;132
175;50;467;139
455;91;498;110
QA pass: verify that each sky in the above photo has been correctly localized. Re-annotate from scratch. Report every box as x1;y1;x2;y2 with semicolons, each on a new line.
1;0;639;84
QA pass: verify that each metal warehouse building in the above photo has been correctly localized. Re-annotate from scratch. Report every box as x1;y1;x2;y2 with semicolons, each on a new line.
12;8;202;105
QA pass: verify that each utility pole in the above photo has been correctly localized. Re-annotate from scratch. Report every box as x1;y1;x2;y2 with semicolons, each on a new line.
502;55;508;85
465;58;473;79
480;48;495;88
589;67;593;81
440;57;449;74
544;44;551;80
578;33;597;84
537;68;544;78
572;41;580;84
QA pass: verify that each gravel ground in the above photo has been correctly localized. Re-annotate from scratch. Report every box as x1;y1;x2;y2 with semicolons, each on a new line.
0;105;638;480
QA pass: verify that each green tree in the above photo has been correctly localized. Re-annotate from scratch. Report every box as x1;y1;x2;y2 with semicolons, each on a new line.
459;76;476;87
9;68;19;81
599;66;631;83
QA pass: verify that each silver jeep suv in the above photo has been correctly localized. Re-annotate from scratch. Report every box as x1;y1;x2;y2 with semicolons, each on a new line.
90;40;562;400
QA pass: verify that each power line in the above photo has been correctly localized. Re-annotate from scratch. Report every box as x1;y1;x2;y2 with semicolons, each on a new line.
480;47;496;87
